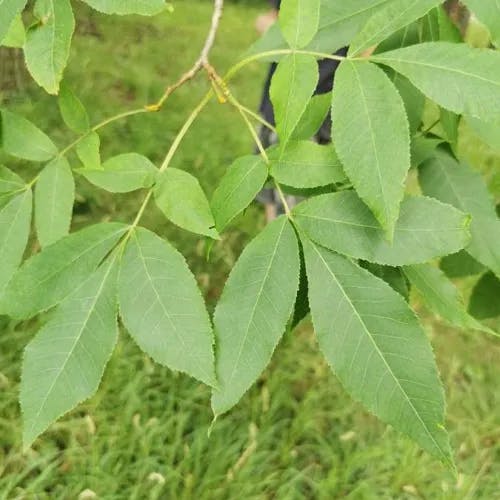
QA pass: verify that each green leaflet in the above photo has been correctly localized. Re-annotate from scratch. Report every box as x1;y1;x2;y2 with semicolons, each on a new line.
79;153;157;193
279;0;320;49
0;222;128;319
469;272;500;320
361;262;410;300
293;191;470;266
0;0;27;43
375;19;420;53
411;136;444;167
118;228;216;386
212;217;300;416
403;263;489;333
154;168;219;239
0;165;24;193
81;0;168;16
0;110;57;162
440;250;485;279
247;0;395;60
303;238;453;467
371;42;500;122
0;190;32;294
58;83;89;134
21;256;119;448
291;92;331;141
269;140;346;188
24;0;75;95
419;150;500;278
466;116;500;152
35;157;75;248
76;132;101;168
349;0;444;56
439;109;459;146
211;156;268;232
462;0;500;47
331;60;410;239
1;14;25;48
270;53;319;151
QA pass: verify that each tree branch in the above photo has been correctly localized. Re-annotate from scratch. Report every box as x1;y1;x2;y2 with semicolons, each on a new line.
152;0;224;110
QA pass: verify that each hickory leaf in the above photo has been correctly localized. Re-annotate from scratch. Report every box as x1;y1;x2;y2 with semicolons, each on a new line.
303;238;453;467
79;153;157;193
211;155;268;232
0;190;32;295
154;168;218;239
212;217;300;416
24;0;75;95
279;0;320;49
0;0;27;44
331;60;411;239
21;256;119;448
0;110;57;162
119;228;216;386
293;191;470;266
371;42;500;122
349;0;444;56
419;150;500;278
270;53;319;151
35;157;75;248
466;116;500;152
269;140;345;188
0;222;128;319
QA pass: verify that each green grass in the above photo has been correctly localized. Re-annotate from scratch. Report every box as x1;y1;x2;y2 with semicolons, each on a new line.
1;2;499;498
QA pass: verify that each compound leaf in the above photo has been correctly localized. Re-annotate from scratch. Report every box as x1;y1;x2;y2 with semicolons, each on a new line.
211;156;268;232
79;153;157;193
279;0;320;49
349;0;443;56
212;217;300;416
1;110;57;162
0;190;32;294
269;140;345;188
119;228;216;386
58;83;89;133
0;222;128;319
1;14;25;48
372;42;500;122
293;191;470;266
21;256;119;448
303;238;453;466
466;116;500;152
35;157;74;248
154;168;218;239
270;53;319;151
24;0;75;95
419;150;500;278
332;61;410;239
81;0;168;16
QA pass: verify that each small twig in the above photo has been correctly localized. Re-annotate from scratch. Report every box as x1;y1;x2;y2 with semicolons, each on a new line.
152;0;224;110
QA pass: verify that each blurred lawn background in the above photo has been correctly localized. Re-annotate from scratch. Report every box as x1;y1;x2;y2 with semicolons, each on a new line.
0;1;499;498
